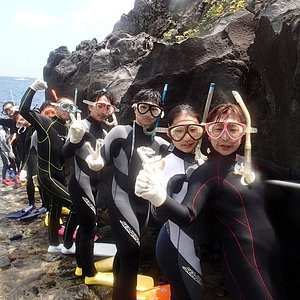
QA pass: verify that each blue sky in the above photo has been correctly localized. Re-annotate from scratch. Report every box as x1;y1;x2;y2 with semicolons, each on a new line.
0;0;135;78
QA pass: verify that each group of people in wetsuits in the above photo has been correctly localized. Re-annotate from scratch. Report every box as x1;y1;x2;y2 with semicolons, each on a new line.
1;78;296;300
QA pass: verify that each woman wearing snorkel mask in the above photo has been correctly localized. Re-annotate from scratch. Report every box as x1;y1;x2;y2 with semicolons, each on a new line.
85;89;169;299
154;104;205;300
20;79;80;253
62;89;117;284
135;102;300;300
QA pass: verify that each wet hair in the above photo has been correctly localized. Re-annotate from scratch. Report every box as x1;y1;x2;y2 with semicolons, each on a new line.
39;100;52;112
132;89;162;106
206;103;246;124
2;101;14;110
92;89;114;105
57;96;73;103
167;104;201;126
12;111;20;123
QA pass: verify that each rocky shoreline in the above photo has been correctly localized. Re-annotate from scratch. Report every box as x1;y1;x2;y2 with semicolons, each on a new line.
1;183;299;299
0;184;113;299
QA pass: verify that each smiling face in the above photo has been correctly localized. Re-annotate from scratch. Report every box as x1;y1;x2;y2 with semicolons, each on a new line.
168;112;201;153
208;117;244;156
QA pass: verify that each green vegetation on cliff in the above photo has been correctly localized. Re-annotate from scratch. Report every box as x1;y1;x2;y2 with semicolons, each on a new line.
163;0;246;42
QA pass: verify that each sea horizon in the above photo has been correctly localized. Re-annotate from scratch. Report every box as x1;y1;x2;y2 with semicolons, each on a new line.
0;76;45;109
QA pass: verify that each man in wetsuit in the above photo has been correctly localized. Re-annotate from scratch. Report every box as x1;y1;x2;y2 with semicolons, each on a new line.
19;79;78;253
86;89;169;300
62;89;116;284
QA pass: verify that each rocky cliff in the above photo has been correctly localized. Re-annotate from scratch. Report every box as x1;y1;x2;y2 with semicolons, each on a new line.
43;0;300;167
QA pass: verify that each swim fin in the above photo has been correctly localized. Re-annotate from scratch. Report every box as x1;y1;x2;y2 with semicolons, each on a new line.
6;205;35;219
18;207;47;221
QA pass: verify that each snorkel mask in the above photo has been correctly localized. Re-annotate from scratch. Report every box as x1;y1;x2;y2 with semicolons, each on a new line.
83;99;118;127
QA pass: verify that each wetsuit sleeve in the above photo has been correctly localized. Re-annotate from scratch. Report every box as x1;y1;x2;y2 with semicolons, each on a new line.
100;125;129;164
0;118;15;128
158;167;210;227
19;87;48;130
256;157;300;180
62;136;86;159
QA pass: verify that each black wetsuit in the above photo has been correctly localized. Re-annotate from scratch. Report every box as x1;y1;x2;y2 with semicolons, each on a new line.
159;150;300;300
20;88;71;246
18;125;40;206
100;122;169;300
0;128;10;180
0;118;19;174
63;115;107;276
0;118;22;174
156;148;204;300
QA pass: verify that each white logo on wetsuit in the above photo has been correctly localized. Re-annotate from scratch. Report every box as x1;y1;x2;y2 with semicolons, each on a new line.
182;265;202;285
119;220;140;246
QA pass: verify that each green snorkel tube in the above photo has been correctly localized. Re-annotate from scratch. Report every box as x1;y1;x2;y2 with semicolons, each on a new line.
143;83;168;137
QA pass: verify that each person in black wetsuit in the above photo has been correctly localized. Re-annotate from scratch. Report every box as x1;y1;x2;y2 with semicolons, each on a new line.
154;104;205;300
62;89;117;284
13;112;43;208
136;102;300;300
19;79;79;253
0;101;20;182
86;89;169;300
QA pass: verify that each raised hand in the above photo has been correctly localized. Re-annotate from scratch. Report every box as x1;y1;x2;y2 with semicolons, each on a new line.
85;140;104;171
69;112;85;144
134;146;166;207
30;79;48;91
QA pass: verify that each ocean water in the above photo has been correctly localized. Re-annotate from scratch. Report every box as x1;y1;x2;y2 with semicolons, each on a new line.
0;76;45;179
0;76;45;111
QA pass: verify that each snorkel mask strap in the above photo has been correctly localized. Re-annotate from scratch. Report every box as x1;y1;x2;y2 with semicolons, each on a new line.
195;82;216;162
143;84;168;137
232;91;256;185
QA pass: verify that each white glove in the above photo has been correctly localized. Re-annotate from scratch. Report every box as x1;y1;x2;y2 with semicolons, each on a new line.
134;147;166;207
69;113;85;143
32;175;39;187
19;169;27;182
30;79;48;91
85;140;104;171
8;151;15;159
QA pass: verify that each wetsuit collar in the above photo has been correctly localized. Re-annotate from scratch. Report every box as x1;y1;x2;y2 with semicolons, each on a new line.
87;115;104;125
172;147;197;163
53;116;67;125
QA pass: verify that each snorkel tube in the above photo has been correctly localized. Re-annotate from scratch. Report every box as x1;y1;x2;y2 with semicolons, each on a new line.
143;84;168;136
232;91;257;185
51;90;58;102
196;82;216;161
103;113;118;126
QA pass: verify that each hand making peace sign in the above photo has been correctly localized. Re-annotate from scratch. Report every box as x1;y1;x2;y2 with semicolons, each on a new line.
69;112;85;144
85;139;104;171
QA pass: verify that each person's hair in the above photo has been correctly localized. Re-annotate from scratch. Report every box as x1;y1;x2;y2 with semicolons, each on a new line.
12;111;20;123
39;100;52;112
167;104;201;126
2;101;14;110
92;89;114;105
206;103;246;124
132;89;162;106
57;96;73;103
